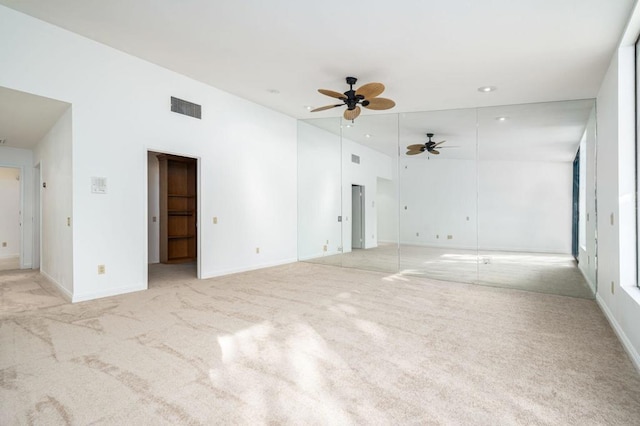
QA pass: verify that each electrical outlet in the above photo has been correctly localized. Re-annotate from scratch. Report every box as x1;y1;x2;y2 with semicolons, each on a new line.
1;242;6;247
97;264;105;275
213;216;218;224
256;247;260;254
323;245;327;252
416;232;419;237
447;235;453;239
611;281;615;295
152;216;157;222
67;217;71;226
436;234;439;239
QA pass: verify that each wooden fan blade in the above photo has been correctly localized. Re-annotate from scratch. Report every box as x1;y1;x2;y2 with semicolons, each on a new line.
318;89;347;100
406;144;425;151
434;141;447;147
364;97;396;110
356;82;385;99
343;106;361;121
310;104;343;112
406;150;423;156
429;149;440;155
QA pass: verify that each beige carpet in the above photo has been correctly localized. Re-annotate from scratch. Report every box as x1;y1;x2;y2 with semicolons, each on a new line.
309;244;594;299
2;263;639;425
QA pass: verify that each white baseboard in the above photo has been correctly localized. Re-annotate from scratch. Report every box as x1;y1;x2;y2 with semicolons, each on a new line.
398;241;569;254
202;258;298;278
596;293;640;373
40;270;72;302
398;241;478;251
577;265;596;294
299;252;340;261
0;254;19;259
73;284;146;303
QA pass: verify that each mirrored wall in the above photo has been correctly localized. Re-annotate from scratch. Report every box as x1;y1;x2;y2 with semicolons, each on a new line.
298;114;400;273
298;99;597;299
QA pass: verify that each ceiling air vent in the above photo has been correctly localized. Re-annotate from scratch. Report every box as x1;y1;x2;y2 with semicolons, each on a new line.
351;154;360;164
171;96;201;119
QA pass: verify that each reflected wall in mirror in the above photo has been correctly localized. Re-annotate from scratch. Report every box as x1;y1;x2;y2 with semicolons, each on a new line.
340;114;399;273
398;108;478;283
476;100;596;298
297;114;400;273
297;99;597;299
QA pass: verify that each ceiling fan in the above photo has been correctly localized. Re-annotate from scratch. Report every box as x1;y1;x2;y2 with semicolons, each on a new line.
311;76;396;121
406;133;451;156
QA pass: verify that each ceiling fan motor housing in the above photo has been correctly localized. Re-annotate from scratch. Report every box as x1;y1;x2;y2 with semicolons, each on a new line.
344;77;366;110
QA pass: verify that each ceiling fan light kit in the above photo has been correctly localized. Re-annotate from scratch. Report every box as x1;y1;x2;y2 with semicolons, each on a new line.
311;76;396;121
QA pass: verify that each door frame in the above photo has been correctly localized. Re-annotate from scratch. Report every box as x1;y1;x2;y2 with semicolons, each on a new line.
145;148;201;285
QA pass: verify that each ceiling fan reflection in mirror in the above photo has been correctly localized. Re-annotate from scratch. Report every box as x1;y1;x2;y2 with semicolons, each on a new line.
311;77;396;121
406;133;457;156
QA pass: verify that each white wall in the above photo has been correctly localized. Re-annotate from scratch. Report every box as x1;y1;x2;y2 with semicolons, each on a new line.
0;167;21;259
578;108;597;291
478;160;572;253
399;158;478;249
341;138;394;251
147;153;159;264
297;121;342;259
33;107;73;297
398;157;572;253
0;6;297;302
0;146;33;269
377;176;398;243
297;122;396;259
595;41;640;371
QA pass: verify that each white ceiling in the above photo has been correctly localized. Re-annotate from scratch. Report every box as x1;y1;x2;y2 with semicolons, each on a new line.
0;2;627;159
0;87;70;149
0;0;633;120
304;99;594;162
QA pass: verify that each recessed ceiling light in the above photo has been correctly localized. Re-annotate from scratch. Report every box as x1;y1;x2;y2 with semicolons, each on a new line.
478;86;497;93
267;89;280;94
345;124;353;128
495;116;508;122
305;105;313;111
364;134;371;138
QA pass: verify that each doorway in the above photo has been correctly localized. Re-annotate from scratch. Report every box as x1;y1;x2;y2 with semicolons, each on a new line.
0;167;21;271
351;184;365;250
147;151;199;287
